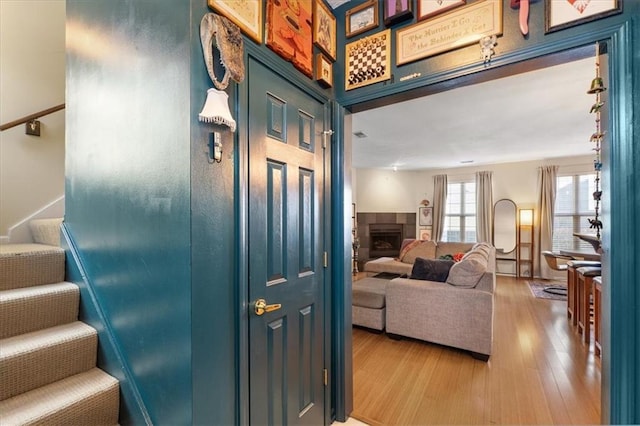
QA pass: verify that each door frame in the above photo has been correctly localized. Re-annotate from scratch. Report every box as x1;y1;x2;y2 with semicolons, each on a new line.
236;45;334;425
335;23;638;424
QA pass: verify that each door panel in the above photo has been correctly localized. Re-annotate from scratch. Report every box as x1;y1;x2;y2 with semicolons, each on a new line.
248;58;326;426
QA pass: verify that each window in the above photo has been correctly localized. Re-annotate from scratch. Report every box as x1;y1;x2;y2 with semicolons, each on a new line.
553;173;597;251
442;181;476;242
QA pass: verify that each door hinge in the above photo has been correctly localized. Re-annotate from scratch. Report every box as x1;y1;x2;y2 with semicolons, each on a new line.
323;368;328;386
323;251;328;268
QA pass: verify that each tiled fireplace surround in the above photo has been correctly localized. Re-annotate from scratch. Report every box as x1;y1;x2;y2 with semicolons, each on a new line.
356;212;417;269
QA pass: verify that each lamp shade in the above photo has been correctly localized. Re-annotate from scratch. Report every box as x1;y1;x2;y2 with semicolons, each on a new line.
520;209;533;226
198;88;236;132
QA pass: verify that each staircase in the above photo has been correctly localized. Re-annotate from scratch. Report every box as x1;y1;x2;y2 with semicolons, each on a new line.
0;219;120;425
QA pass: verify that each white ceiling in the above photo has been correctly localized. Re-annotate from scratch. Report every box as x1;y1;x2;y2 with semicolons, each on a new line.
351;56;598;171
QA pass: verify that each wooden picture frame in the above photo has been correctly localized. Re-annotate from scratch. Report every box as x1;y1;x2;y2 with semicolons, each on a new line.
417;0;466;21
397;0;502;65
207;0;263;44
346;0;379;38
316;53;333;88
266;0;313;78
345;29;391;91
419;228;432;241
545;0;622;34
383;0;414;26
313;0;337;61
419;207;433;226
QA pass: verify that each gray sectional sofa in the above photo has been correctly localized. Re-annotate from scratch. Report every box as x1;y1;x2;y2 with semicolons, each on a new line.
364;241;475;276
355;241;496;361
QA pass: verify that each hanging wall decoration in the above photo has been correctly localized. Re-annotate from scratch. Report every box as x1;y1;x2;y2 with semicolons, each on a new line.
587;41;605;251
207;0;263;44
266;0;313;78
198;13;245;132
345;29;391;91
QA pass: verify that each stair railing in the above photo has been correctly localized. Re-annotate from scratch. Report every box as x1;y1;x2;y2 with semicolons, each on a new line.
0;103;65;135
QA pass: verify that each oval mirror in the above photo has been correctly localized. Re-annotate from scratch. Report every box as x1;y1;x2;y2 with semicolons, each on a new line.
493;199;517;253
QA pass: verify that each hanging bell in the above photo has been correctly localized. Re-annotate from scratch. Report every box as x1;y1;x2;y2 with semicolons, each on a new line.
587;77;606;94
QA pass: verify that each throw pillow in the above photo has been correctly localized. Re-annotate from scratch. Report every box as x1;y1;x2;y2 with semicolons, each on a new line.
410;257;454;282
446;257;487;288
402;240;437;264
398;239;421;261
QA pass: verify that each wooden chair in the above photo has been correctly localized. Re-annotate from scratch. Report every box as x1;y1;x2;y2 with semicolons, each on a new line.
576;266;601;344
566;260;601;326
541;251;575;299
541;250;574;272
593;276;603;357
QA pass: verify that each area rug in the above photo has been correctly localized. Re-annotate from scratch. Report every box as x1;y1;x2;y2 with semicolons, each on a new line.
527;281;567;301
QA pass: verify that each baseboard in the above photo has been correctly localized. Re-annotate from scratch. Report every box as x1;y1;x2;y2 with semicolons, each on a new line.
6;195;65;243
61;223;152;426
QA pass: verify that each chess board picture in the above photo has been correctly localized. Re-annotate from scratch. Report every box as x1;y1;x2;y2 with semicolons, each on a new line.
345;29;391;91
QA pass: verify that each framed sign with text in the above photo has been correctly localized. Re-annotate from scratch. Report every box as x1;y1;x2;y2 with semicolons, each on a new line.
396;0;502;66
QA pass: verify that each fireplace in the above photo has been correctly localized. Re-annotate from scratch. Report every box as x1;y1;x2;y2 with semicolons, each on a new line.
355;212;416;268
369;224;403;258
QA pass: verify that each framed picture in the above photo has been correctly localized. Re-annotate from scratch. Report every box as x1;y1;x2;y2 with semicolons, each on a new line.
346;0;379;38
383;0;414;26
345;29;391;91
314;0;337;61
419;207;433;226
418;0;466;21
545;0;622;33
316;53;333;87
397;0;502;65
266;0;313;78
207;0;263;44
419;228;432;241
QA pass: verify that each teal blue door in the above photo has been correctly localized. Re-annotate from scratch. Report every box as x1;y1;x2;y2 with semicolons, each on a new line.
248;58;327;425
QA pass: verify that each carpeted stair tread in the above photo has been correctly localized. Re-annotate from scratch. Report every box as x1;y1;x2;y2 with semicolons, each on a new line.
1;321;98;400
29;218;63;247
0;244;65;291
0;367;119;425
0;282;79;339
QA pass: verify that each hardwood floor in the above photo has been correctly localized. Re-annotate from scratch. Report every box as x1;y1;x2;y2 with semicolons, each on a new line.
351;275;601;425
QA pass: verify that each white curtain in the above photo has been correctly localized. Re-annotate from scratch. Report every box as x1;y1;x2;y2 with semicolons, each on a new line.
476;171;493;243
536;165;559;279
433;175;447;242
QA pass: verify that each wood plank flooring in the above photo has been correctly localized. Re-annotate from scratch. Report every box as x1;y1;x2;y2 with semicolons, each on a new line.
351;275;601;425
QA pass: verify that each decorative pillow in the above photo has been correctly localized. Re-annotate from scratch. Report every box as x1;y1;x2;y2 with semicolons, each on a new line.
401;240;437;264
410;257;454;282
471;242;492;258
398;239;421;261
462;250;488;263
446;257;487;288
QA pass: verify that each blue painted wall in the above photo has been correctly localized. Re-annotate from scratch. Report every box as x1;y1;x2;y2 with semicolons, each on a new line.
66;0;192;423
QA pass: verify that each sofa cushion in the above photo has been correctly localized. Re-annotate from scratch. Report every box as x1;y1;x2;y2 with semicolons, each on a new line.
401;241;437;264
352;277;389;309
398;239;421;261
410;257;454;282
472;242;492;258
435;242;473;259
446;257;487;288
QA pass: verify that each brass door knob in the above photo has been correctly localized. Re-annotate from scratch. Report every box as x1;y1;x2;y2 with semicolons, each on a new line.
254;298;282;316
